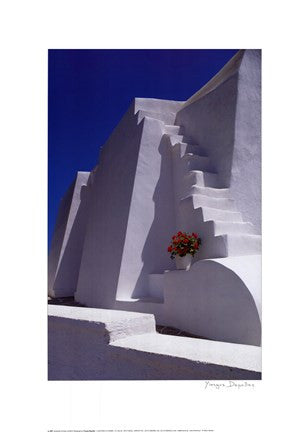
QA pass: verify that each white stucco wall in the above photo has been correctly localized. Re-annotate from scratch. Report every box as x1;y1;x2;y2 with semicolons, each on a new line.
75;98;182;307
75;102;145;308
175;49;261;232
231;50;261;232
116;116;177;300
48;171;90;297
48;182;75;295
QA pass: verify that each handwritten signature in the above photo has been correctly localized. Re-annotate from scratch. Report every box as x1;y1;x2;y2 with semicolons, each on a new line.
204;381;255;390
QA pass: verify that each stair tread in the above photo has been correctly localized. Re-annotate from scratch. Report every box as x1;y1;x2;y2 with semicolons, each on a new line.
164;124;180;129
201;207;241;215
197;233;261;259
185;169;218;176
211;220;256;235
191;185;229;192
213;220;254;226
137;109;175;124
181;153;210;160
135;296;163;304
137;109;176;116
180;196;236;213
183;193;234;202
222;233;261;238
172;142;208;157
180;196;239;213
168;134;192;144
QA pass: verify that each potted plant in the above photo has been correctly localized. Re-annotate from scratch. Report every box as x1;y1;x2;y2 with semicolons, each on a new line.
167;231;201;270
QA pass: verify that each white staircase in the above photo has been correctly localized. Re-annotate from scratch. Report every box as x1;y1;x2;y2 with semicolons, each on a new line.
135;106;261;262
166;126;261;260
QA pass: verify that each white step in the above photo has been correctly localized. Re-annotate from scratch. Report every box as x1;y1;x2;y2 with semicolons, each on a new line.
200;220;256;237
137;109;175;125
199;206;243;223
48;305;156;342
172;142;207;157
183;170;220;189
184;193;236;211
213;220;256;236
197;235;228;259
197;234;262;259
112;333;262;374
176;199;255;238
181;154;214;173
168;134;192;145
179;196;243;223
164;124;181;134
189;185;230;198
226;234;261;256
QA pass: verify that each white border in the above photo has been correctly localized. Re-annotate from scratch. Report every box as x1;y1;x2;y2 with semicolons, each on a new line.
1;1;305;431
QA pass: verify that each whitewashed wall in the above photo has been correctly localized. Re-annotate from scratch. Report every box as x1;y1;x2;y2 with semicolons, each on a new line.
175;50;261;232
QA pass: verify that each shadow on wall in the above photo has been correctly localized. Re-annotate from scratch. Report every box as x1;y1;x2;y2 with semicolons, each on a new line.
48;182;76;291
75;108;146;308
132;134;176;298
51;184;90;297
175;73;239;188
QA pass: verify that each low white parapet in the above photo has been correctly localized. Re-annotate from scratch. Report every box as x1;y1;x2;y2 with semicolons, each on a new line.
112;333;261;374
48;305;261;380
48;305;156;343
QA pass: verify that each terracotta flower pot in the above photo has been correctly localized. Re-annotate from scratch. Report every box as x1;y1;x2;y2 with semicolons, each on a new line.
175;254;192;270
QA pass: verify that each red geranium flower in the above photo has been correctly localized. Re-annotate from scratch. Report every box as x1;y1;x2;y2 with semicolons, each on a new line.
167;231;201;259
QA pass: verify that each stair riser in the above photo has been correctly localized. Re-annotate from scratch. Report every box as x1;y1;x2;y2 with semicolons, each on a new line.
177;201;210;235
178;199;242;232
194;235;261;260
199;207;243;223
164;125;181;134
172;142;207;157
189;185;230;198
214;221;256;236
177;202;256;238
196;236;228;259
169;135;192;145
182;171;220;190
226;235;262;256
192;194;236;211
180;157;213;173
137;110;175;125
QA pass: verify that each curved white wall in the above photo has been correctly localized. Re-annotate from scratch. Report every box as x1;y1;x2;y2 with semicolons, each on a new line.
162;256;261;346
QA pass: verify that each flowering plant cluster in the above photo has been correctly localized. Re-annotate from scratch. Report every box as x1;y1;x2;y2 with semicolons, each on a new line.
167;231;201;259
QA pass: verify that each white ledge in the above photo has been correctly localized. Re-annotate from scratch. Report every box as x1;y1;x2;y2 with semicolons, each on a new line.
111;333;261;372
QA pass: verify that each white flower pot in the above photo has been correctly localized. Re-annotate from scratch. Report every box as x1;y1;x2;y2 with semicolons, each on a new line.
175;254;192;270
